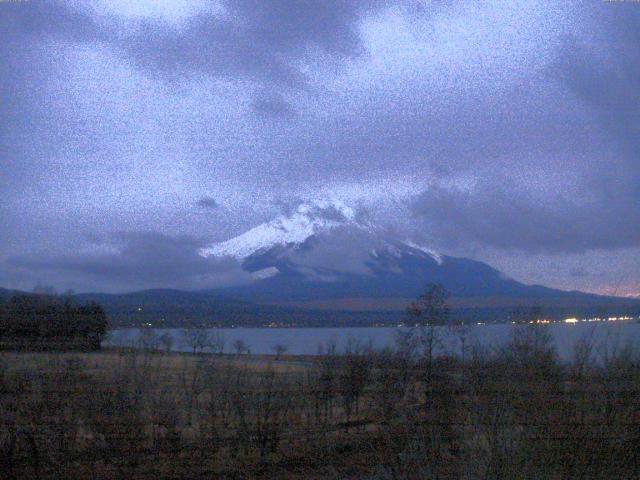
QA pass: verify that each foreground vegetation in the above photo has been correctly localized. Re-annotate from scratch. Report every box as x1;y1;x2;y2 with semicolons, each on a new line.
0;294;108;351
1;323;639;479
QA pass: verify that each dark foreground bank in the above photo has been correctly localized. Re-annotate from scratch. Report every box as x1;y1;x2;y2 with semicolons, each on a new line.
1;325;639;479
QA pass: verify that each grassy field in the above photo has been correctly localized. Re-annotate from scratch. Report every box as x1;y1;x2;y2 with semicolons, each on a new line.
1;327;640;479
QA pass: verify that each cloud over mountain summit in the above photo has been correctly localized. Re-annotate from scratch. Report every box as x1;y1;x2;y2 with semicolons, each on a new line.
1;0;639;296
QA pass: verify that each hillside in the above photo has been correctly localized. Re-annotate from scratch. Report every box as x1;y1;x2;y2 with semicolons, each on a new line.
199;201;640;319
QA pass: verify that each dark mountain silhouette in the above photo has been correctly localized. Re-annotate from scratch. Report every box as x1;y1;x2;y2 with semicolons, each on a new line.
3;203;638;327
199;201;639;318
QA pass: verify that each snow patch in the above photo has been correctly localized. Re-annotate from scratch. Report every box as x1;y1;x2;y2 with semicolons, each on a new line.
402;241;443;265
200;199;370;259
250;267;280;280
386;245;402;258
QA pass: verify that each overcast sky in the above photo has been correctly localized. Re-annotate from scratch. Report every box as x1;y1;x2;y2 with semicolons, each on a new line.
1;0;639;295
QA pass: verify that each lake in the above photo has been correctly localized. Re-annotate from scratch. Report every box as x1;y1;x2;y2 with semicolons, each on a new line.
107;320;640;361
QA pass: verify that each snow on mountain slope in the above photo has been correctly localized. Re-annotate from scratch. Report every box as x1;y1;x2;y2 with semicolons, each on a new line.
200;199;373;260
198;199;455;297
402;240;443;265
250;266;280;280
198;201;640;313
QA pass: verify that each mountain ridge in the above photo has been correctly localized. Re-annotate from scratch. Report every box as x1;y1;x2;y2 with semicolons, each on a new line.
3;201;639;326
198;201;640;318
1;285;638;328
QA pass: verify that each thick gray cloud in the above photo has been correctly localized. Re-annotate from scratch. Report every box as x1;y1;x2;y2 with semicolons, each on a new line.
120;0;386;87
411;4;640;255
0;1;101;43
197;196;219;209
411;179;640;254
1;0;639;295
4;232;250;293
0;0;383;92
251;92;297;118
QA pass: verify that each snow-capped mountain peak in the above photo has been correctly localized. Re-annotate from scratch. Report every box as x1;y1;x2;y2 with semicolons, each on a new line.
199;199;370;260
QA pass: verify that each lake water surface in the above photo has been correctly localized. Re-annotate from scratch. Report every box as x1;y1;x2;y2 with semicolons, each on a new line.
107;321;640;361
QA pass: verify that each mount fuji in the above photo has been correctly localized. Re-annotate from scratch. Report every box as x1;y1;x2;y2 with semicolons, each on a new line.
199;201;639;319
5;200;635;328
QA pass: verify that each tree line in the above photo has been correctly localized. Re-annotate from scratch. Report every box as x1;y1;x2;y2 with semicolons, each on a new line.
0;294;108;351
2;318;639;478
0;284;639;477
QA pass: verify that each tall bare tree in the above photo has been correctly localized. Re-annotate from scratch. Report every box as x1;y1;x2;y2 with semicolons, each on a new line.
405;283;451;364
180;328;214;354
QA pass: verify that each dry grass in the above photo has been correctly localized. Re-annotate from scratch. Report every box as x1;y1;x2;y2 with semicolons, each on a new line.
1;333;640;479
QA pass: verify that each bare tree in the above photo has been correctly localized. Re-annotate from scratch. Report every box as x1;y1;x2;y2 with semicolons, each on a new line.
404;283;454;443
210;331;226;355
180;328;214;354
137;327;160;352
158;332;174;354
179;356;209;426
272;344;288;359
448;322;470;366
232;339;249;355
228;367;293;462
405;283;451;364
395;327;419;360
338;349;372;431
